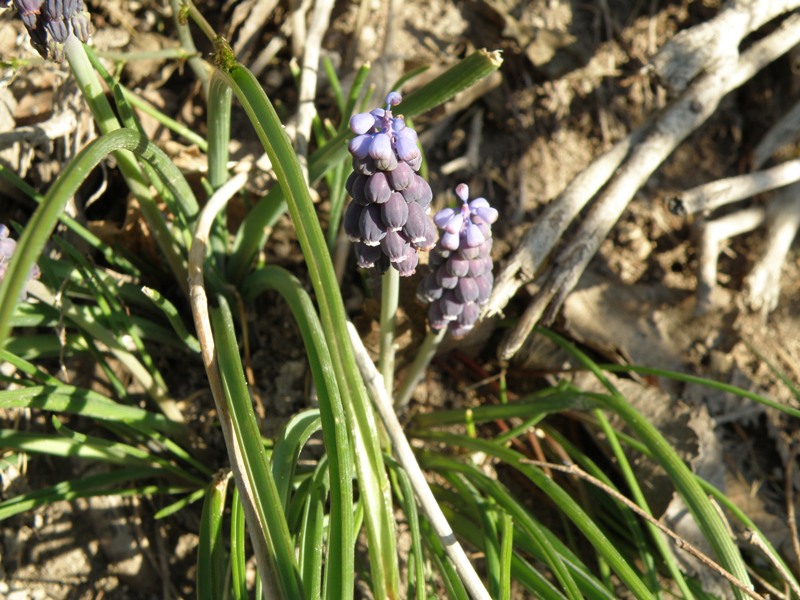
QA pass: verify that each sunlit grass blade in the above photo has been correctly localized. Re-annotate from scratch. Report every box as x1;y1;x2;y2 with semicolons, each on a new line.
0;466;167;520
0;127;198;348
538;328;753;598
23;280;183;423
592;408;688;596
0;385;185;436
419;515;470;600
141;286;202;353
230;485;248;599
542;426;661;595
155;486;206;519
272;409;322;509
416;433;652;597
600;362;800;419
64;36;191;288
243;265;354;598
439;504;578;600
210;296;304;598
198;470;230;600
411;387;588;429
498;511;514;600
442;462;583;600
386;456;427;600
298;457;329;600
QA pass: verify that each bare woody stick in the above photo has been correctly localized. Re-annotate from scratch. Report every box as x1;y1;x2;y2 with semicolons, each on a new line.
669;157;800;216
752;98;800;169
345;321;492;600
743;185;800;314
695;207;765;314
650;0;800;92
486;121;649;320
496;12;800;361
293;0;334;181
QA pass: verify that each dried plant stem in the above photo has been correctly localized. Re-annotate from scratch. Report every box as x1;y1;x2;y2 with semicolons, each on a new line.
696;207;765;314
670;158;800;216
294;0;334;179
525;460;766;600
395;327;446;410
346;321;491;600
187;172;280;597
494;11;800;360
743;528;800;600
0;111;77;147
743;186;800;314
650;0;800;92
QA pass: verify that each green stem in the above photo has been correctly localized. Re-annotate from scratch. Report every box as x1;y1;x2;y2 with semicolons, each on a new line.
379;269;399;397
207;76;232;190
169;0;210;93
395;328;446;409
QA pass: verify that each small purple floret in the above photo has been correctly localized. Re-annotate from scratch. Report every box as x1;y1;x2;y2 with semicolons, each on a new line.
416;184;497;338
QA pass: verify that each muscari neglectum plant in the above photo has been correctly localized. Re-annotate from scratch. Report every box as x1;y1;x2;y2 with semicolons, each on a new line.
4;1;797;599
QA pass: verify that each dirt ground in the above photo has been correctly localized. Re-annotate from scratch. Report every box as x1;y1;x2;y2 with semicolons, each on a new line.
2;0;800;598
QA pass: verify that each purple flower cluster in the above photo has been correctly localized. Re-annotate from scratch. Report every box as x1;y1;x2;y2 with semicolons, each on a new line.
343;92;437;276
0;224;41;300
417;184;497;338
3;0;91;61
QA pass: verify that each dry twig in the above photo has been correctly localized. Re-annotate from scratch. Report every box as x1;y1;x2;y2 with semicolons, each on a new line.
695;207;765;314
650;0;800;92
345;321;492;600
743;185;800;315
293;0;334;180
490;11;800;361
670;158;800;216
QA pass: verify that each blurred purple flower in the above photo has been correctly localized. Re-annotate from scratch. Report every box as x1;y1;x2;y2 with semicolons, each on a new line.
7;0;91;61
0;224;41;301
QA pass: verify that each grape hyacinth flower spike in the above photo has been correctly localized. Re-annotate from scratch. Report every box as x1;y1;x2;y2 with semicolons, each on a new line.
2;0;92;61
0;224;41;301
418;184;498;338
343;91;437;276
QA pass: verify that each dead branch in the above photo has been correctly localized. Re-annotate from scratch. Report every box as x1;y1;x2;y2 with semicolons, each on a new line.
231;0;279;57
696;207;766;314
0;111;77;148
743;185;800;315
669;157;800;216
492;11;800;361
753;98;800;169
294;0;334;180
650;0;800;92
